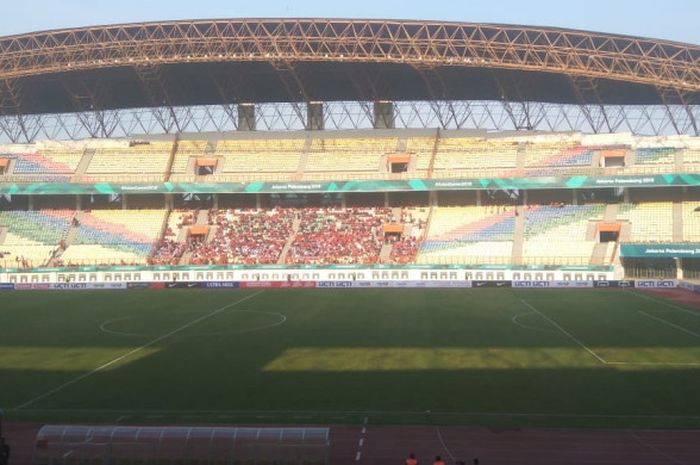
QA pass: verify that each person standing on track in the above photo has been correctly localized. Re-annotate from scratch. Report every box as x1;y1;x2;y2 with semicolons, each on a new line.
0;438;9;465
405;453;418;465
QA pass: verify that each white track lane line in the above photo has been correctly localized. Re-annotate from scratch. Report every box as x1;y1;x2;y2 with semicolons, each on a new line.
629;291;700;318
435;426;457;462
14;290;265;410
520;299;608;364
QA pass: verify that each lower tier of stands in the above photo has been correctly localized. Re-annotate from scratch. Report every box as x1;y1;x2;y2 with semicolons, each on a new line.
0;210;74;267
3;201;700;268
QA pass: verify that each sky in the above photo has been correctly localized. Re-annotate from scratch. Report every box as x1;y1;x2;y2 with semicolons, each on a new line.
1;0;700;44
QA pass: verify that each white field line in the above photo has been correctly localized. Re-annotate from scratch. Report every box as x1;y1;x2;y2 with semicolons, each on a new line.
520;299;608;364
435;426;457;462
511;312;555;333
629;291;700;318
638;310;700;339
14;290;265;410
9;407;700;420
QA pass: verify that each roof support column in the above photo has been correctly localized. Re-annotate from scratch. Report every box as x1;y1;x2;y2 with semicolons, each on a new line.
238;104;256;131
374;101;395;129
307;102;324;131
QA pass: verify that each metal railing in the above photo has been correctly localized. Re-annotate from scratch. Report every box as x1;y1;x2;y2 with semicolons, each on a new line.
3;163;700;186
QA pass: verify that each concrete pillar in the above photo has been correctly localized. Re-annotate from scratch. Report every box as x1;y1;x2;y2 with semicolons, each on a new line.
476;190;482;207
307;102;324;130
238;104;256;131
76;195;81;211
341;193;346;208
384;192;389;207
256;194;261;209
213;194;219;211
429;191;438;207
165;194;174;210
623;188;630;204
122;195;128;210
572;189;578;206
28;195;34;210
373;101;395;129
523;190;528;206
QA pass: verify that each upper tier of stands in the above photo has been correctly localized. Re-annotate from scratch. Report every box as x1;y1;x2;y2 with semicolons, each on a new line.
303;137;398;180
3;132;700;183
84;142;173;180
432;138;518;176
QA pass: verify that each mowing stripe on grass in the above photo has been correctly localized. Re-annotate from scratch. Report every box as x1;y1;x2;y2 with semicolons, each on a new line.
638;310;700;339
520;299;608;365
14;290;265;410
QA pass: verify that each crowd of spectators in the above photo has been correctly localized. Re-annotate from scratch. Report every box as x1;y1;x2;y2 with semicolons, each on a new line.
150;210;196;266
139;206;429;267
286;207;392;265
386;207;428;264
189;208;296;265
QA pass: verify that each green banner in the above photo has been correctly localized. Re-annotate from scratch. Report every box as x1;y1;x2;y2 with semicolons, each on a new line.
0;263;613;273
1;173;700;195
620;243;700;258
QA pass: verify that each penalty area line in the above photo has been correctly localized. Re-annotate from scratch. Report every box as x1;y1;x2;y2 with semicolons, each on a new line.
520;299;608;365
14;290;265;410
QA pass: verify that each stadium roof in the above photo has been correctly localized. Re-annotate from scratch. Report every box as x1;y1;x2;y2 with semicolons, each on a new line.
1;18;700;116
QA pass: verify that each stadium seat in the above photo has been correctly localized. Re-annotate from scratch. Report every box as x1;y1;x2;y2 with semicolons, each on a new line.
417;206;515;264
618;203;674;242
683;202;700;241
0;210;74;268
61;210;167;265
522;205;605;265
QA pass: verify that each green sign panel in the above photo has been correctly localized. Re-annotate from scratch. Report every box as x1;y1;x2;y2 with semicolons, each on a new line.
1;173;700;195
620;243;700;258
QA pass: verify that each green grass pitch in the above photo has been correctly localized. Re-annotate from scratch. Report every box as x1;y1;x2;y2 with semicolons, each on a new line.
1;288;700;429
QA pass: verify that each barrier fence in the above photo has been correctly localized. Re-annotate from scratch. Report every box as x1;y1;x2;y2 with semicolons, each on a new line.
0;279;679;291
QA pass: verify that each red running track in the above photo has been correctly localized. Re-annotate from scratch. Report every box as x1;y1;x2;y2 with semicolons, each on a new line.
6;422;700;465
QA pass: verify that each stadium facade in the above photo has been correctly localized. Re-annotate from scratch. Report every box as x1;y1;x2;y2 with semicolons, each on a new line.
0;19;699;285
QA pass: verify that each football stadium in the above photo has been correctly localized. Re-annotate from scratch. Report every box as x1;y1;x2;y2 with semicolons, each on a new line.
2;17;700;465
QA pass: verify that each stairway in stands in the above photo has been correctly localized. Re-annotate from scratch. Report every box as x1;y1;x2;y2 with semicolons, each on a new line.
603;204;619;223
295;137;312;180
277;216;302;264
48;211;83;264
72;149;95;181
673;201;684;241
589;242;611;266
511;206;525;265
